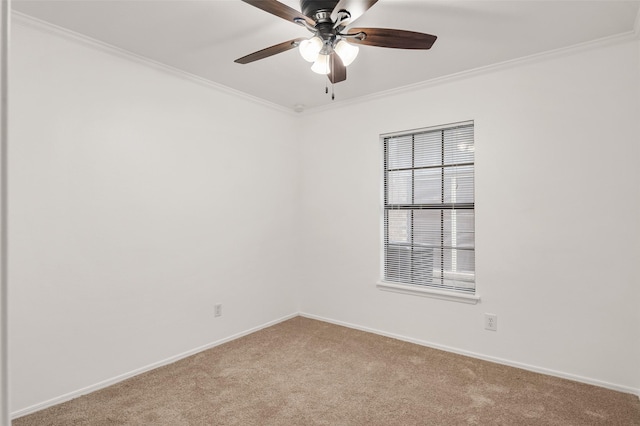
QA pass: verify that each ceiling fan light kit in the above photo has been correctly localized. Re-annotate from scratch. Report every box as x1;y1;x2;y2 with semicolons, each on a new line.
310;52;330;74
235;0;437;87
298;36;323;62
301;39;358;74
333;40;359;66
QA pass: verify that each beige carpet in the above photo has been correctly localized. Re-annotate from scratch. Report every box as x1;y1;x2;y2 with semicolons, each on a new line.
13;316;640;425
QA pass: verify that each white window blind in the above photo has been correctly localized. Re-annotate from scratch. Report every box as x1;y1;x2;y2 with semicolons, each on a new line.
383;122;475;293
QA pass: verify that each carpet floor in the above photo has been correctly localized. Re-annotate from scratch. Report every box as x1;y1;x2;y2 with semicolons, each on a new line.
13;316;640;425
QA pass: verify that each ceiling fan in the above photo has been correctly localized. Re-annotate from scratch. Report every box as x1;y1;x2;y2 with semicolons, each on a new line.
234;0;437;84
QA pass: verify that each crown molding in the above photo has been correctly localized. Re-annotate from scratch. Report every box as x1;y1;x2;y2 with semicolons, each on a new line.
11;10;640;118
305;30;639;116
11;11;296;116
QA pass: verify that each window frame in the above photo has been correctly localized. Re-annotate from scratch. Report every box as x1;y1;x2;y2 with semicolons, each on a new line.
377;121;480;304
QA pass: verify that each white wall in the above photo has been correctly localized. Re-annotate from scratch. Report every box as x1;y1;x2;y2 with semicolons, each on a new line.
9;21;300;413
0;1;9;424
636;36;640;394
8;13;640;417
297;39;640;393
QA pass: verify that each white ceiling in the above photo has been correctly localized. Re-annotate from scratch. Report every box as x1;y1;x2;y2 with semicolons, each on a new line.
12;0;640;112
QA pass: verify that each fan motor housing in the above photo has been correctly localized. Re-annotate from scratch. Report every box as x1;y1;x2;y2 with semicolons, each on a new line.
300;0;340;20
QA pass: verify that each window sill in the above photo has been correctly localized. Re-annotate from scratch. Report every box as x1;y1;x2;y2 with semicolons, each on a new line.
377;281;480;305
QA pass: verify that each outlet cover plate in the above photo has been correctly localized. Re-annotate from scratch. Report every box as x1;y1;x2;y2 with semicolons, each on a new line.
485;313;497;331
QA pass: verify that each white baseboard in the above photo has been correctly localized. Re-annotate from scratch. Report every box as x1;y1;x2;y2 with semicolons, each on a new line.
11;312;298;419
12;310;639;419
299;312;640;398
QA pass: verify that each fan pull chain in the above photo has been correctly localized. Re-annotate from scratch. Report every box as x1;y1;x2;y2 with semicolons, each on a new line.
323;80;336;101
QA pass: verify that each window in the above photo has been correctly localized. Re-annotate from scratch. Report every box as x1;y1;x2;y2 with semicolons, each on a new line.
381;122;475;297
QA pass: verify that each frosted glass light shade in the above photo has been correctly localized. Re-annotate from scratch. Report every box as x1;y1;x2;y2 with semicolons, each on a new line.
334;40;359;66
311;53;330;75
299;36;323;62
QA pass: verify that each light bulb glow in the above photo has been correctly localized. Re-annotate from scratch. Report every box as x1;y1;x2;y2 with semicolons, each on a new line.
299;36;323;62
311;53;330;75
334;40;359;66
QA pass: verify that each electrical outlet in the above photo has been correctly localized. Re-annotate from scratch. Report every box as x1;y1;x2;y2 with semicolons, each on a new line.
214;304;222;318
485;313;497;331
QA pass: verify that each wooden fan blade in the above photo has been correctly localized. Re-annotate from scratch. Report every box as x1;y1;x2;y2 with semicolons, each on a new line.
347;28;437;49
240;0;315;26
235;38;307;64
328;52;346;84
331;0;379;26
